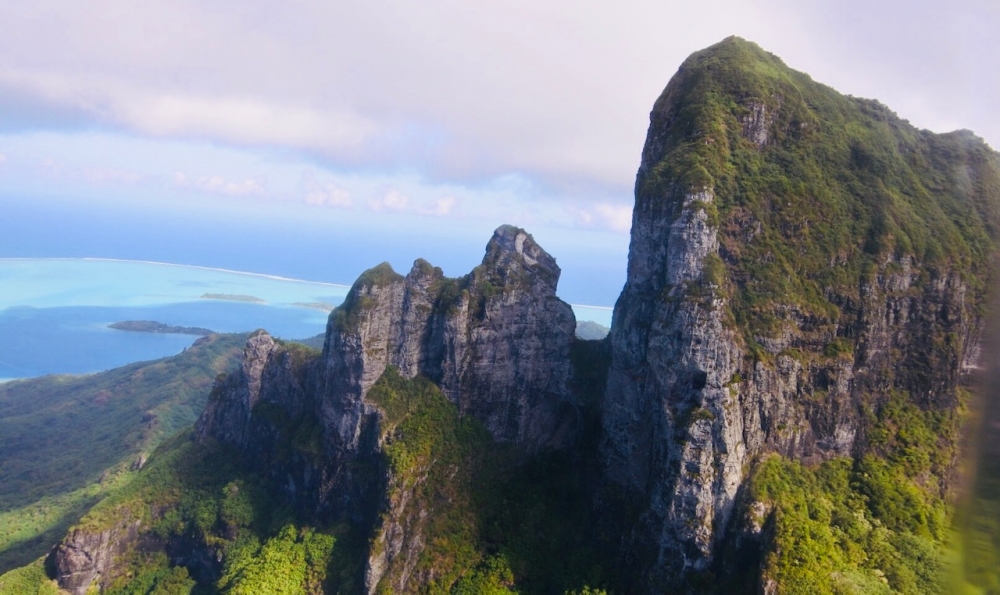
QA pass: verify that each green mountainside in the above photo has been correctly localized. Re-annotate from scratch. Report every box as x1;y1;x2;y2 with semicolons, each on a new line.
642;36;998;347
598;36;1000;594
2;37;1000;595
667;38;997;593
4;353;609;594
0;334;247;575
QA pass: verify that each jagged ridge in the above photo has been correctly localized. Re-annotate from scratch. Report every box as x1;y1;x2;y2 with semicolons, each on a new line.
30;37;1000;595
50;225;589;595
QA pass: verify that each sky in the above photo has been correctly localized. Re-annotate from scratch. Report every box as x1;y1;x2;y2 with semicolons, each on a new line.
0;0;997;303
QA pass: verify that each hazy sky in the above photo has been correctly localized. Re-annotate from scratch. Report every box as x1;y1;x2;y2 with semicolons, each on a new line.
0;1;997;290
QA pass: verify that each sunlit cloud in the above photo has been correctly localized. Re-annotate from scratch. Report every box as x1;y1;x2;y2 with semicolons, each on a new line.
82;167;141;185
418;196;457;217
595;203;633;234
567;202;633;234
0;0;995;227
305;183;353;208
367;190;410;212
173;171;266;197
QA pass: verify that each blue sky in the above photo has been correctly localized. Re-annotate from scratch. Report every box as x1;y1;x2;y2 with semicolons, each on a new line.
1;0;997;303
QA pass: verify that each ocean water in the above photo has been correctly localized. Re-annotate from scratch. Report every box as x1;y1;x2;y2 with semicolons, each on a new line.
0;258;347;380
0;195;629;307
0;258;350;310
0;258;613;381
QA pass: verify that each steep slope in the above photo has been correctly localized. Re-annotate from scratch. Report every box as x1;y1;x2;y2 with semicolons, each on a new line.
198;225;579;594
0;333;246;574
14;37;1000;595
47;225;601;595
600;36;1000;592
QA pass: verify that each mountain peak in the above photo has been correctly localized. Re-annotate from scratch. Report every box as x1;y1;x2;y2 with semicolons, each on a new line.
483;224;561;293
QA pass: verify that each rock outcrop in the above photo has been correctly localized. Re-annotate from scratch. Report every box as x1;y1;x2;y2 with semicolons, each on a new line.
54;520;142;595
49;37;1000;595
316;224;577;450
599;36;997;591
192;224;576;593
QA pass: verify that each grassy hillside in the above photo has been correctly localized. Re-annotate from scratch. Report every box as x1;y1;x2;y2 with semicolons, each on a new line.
0;333;247;574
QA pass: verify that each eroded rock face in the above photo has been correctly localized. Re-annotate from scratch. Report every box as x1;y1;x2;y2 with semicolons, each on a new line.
603;183;746;582
605;195;981;589
600;48;987;593
191;224;576;593
444;225;576;445
193;330;279;446
54;520;142;595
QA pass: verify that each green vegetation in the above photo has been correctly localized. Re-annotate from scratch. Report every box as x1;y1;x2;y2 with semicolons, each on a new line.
368;364;613;595
331;262;404;332
451;556;517;595
51;354;613;595
0;333;246;574
108;320;214;336
0;557;59;594
749;455;948;595
217;526;335;595
103;552;197;595
740;385;970;594
68;430;339;594
291;333;326;351
644;37;999;343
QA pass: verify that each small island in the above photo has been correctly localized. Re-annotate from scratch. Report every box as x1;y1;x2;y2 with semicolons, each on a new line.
108;321;215;336
201;293;266;303
575;320;610;340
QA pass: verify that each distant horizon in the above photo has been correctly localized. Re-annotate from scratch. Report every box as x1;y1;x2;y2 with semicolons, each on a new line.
0;256;354;289
0;255;621;314
0;192;629;307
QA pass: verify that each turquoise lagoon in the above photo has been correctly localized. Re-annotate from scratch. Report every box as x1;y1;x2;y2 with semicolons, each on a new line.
0;259;612;381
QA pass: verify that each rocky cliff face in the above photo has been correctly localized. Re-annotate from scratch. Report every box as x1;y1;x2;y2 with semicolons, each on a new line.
600;36;998;591
189;224;576;593
54;519;142;595
48;37;1000;595
317;224;576;449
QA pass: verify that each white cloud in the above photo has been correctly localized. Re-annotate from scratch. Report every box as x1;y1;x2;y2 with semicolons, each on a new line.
82;167;140;184
366;192;458;217
199;175;265;196
0;0;998;223
0;154;6;163
0;0;785;193
574;210;594;226
418;196;456;217
305;183;353;208
595;203;633;234
173;171;265;197
368;190;409;212
126;94;378;152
